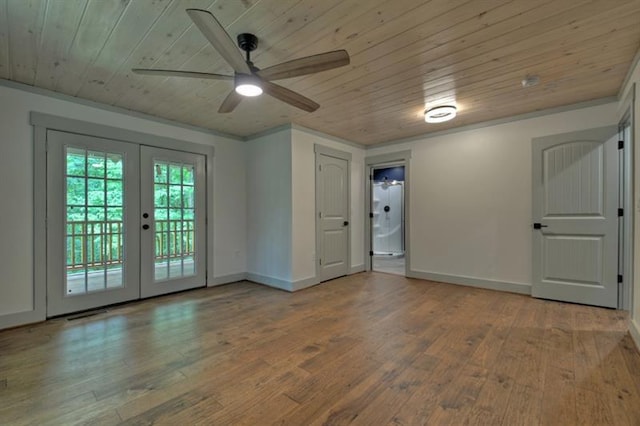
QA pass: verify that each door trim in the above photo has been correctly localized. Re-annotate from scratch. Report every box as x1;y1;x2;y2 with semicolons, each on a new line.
365;151;412;275
314;144;351;282
618;83;635;311
31;112;215;318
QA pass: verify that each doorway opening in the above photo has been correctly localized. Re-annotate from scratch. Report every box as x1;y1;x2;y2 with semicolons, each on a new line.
371;165;405;275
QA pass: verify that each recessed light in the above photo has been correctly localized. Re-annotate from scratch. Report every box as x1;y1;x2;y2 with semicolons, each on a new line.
424;105;457;123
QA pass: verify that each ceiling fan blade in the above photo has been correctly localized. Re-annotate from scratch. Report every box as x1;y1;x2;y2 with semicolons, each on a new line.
262;81;319;112
218;90;243;113
132;68;233;80
186;8;251;74
257;50;350;81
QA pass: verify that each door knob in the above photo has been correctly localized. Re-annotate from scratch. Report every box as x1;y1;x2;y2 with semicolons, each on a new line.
533;223;548;229
343;221;349;226
142;224;150;230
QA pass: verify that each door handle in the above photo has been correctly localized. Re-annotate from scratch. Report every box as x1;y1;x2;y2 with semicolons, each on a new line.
343;221;349;226
142;224;150;230
533;223;548;230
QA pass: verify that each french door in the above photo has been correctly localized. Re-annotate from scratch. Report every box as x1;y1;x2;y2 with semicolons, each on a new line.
140;146;206;298
46;131;206;316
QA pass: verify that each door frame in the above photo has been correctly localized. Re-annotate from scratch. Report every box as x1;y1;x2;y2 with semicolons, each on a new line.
365;150;412;275
31;112;215;318
618;83;635;311
314;144;352;282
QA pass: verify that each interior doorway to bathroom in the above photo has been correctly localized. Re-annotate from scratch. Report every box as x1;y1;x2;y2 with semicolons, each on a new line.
371;165;405;275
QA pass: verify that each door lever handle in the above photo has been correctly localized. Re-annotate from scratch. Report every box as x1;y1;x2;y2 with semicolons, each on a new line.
533;223;548;230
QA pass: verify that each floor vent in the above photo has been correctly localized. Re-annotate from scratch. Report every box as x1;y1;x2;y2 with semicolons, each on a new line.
65;309;108;321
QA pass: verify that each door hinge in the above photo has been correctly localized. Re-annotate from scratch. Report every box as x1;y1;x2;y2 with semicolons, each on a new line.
369;250;374;256
618;274;623;283
618;140;624;150
318;164;322;171
318;211;322;218
369;174;373;181
369;212;373;218
319;258;322;265
618;208;624;217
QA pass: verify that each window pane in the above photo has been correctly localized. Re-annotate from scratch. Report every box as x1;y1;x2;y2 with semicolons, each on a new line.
87;179;105;206
87;152;106;178
66;177;85;206
67;206;86;222
154;184;168;207
182;186;194;209
106;180;123;206
106;154;123;179
168;186;182;208
154;163;167;183
88;207;105;221
106;207;123;221
182;166;194;185
169;164;182;184
66;148;86;176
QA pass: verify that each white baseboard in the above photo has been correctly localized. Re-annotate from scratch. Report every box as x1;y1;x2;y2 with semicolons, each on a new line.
246;273;294;292
408;269;531;295
0;309;44;330
211;272;247;286
350;264;365;274
291;276;320;291
630;319;640;352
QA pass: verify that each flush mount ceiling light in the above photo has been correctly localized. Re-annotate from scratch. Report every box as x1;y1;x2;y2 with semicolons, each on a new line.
235;73;263;97
424;105;457;123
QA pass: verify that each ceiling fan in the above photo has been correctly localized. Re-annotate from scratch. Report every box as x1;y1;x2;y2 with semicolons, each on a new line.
132;9;350;113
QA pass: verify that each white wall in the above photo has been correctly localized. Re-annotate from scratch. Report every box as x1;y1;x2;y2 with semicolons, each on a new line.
367;102;619;292
619;53;640;347
245;129;293;284
291;127;366;282
0;84;247;321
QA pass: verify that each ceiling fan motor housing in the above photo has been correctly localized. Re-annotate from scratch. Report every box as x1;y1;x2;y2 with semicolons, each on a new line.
237;33;258;53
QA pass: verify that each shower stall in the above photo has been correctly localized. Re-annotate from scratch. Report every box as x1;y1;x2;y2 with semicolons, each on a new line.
372;167;405;257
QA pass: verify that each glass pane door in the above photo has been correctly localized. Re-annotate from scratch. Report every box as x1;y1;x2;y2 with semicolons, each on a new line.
47;131;140;317
140;146;206;298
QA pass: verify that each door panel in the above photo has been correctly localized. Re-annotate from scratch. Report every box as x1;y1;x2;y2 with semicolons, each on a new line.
317;154;349;282
47;131;140;316
140;146;206;298
532;127;618;307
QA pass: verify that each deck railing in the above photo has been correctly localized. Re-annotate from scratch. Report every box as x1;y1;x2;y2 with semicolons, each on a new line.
66;220;195;271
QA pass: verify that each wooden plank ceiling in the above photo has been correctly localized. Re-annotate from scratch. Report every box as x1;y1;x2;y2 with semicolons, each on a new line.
1;0;639;145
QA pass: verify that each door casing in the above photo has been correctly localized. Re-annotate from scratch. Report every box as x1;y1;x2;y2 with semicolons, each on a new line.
365;151;412;274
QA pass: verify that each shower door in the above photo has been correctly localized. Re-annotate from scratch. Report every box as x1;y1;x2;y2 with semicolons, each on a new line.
373;182;404;255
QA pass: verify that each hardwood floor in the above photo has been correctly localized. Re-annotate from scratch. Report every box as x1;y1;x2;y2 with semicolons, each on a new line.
1;273;640;425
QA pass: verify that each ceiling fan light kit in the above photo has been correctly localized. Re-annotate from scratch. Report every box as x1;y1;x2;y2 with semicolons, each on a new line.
132;9;350;114
235;73;263;97
424;105;457;123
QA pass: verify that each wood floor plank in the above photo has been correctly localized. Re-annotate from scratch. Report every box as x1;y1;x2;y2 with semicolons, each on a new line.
1;274;639;425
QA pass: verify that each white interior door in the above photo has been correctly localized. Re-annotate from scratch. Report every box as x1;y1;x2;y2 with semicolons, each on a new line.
140;146;206;298
46;131;140;316
532;127;619;308
317;153;350;282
